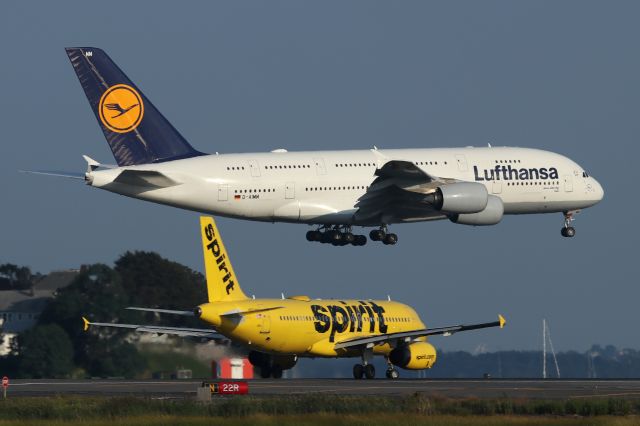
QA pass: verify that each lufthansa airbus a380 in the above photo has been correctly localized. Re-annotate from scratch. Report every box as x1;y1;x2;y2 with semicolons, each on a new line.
31;48;604;246
83;216;505;379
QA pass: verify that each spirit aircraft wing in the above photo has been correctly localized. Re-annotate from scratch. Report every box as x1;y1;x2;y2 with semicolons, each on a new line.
354;160;453;222
82;316;223;340
334;315;506;350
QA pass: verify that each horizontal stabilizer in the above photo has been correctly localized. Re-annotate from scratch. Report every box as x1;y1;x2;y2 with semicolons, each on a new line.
113;169;179;188
20;170;85;180
126;307;194;316
82;316;221;339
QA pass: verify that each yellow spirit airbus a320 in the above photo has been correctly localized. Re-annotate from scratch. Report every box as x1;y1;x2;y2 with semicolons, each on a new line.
83;217;505;379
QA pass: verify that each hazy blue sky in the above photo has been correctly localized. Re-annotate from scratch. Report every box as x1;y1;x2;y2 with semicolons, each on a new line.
1;1;637;353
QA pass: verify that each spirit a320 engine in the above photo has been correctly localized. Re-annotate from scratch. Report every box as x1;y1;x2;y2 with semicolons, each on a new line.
389;342;437;370
248;351;298;379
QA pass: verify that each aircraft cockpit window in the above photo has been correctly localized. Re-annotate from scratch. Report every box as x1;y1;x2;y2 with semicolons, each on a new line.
582;171;590;178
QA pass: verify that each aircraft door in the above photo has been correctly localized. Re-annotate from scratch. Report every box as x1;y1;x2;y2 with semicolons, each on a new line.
564;175;573;192
218;184;228;201
492;181;502;194
259;315;271;334
455;154;468;172
248;160;261;178
285;182;295;199
313;157;327;175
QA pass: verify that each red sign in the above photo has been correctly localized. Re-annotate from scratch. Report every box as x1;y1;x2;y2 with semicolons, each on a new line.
2;377;8;388
209;381;248;395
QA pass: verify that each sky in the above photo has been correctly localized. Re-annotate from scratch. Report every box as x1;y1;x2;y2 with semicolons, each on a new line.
1;1;638;353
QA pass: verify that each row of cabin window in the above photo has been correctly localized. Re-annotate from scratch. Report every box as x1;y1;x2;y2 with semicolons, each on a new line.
335;163;375;168
234;189;276;194
305;186;369;191
228;165;313;171
414;161;446;166
506;181;559;186
266;165;311;170
279;315;411;323
495;159;522;164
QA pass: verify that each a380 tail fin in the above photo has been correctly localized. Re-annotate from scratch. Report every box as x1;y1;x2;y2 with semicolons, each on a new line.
200;216;248;303
65;47;203;166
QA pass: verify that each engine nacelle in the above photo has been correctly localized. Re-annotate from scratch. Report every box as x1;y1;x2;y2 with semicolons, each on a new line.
432;182;488;214
450;194;504;226
389;342;437;370
248;351;298;370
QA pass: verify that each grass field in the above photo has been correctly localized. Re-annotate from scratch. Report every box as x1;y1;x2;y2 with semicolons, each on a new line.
0;395;638;425
0;414;638;426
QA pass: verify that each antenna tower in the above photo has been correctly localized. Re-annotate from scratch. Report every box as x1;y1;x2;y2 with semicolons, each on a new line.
542;318;560;379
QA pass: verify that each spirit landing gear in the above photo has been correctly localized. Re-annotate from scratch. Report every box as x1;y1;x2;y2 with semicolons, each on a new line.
560;211;577;238
369;225;398;245
385;368;400;379
353;349;375;379
385;357;399;379
353;363;375;379
306;226;367;246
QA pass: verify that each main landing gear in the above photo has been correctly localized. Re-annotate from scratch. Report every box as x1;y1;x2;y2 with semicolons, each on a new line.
306;225;398;246
369;225;398;245
561;211;577;238
353;356;400;380
306;226;367;246
353;363;375;379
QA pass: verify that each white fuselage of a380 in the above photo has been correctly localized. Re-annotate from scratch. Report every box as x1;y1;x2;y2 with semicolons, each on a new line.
86;146;603;244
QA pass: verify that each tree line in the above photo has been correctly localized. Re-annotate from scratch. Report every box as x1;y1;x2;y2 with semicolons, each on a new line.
0;252;206;378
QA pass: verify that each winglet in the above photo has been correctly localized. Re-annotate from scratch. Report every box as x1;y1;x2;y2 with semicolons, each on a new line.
498;314;506;329
82;316;90;332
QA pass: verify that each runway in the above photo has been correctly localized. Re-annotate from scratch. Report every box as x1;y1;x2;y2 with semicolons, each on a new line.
7;379;640;399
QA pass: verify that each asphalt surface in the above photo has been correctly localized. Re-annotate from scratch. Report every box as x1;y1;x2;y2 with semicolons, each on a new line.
6;379;640;399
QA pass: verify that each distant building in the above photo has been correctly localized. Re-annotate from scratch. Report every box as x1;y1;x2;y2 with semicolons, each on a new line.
0;270;78;355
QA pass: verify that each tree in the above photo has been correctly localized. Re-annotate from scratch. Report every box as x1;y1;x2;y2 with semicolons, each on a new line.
0;263;33;290
115;251;207;327
15;324;74;378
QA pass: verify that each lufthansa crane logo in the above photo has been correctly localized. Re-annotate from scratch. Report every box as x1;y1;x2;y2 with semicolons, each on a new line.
98;84;144;133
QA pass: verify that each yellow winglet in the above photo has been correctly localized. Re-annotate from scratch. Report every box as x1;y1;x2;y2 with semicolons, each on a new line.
498;314;506;329
82;316;90;332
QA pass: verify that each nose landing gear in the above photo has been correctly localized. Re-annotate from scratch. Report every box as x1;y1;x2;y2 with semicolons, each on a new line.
561;211;577;238
385;357;400;379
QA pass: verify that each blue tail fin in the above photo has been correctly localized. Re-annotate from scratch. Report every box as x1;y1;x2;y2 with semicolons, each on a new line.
65;47;204;166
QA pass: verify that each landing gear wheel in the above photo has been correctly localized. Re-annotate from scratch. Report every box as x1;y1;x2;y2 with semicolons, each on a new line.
343;232;355;244
306;230;321;242
260;365;272;379
385;368;399;379
353;364;364;379
364;364;375;379
561;226;576;237
370;229;385;241
383;233;398;245
353;235;367;246
271;365;283;379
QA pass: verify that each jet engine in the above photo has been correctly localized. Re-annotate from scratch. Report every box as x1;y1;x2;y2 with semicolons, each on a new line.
248;350;298;378
389;342;437;370
429;182;489;214
450;194;504;226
